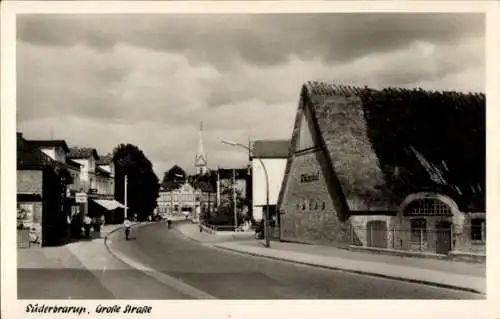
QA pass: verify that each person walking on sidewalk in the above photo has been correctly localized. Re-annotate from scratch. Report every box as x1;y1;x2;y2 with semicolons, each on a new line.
124;218;132;240
83;215;92;239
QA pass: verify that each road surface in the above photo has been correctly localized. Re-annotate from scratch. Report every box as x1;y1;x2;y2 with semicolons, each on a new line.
107;222;482;299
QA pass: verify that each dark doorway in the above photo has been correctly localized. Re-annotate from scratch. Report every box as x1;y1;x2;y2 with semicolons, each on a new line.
367;221;387;249
435;221;452;254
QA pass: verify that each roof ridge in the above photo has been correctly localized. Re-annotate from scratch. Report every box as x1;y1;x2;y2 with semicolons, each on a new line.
305;81;367;98
304;81;485;97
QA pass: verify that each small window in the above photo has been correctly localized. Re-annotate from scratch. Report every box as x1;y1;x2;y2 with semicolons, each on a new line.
471;219;485;241
322;201;326;210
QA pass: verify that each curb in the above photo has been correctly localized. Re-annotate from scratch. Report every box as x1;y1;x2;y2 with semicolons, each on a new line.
104;222;216;299
214;245;485;296
173;225;221;247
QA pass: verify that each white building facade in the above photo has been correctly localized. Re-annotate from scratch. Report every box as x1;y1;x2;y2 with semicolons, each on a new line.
250;140;289;222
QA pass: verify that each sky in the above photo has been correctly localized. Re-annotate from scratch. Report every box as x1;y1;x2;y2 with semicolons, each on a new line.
16;13;485;178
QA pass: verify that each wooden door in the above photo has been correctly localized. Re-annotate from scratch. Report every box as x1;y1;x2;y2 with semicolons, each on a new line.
367;221;387;249
435;221;452;254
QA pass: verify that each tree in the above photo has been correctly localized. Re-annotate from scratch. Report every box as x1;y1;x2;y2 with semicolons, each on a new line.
162;165;187;184
113;143;160;221
207;180;248;227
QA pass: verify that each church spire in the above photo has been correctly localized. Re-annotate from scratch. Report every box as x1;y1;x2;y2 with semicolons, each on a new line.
195;121;208;175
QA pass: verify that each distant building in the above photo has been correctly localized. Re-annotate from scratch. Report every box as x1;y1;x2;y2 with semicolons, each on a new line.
158;180;216;222
68;147;123;222
277;81;485;257
249;140;289;222
95;153;115;198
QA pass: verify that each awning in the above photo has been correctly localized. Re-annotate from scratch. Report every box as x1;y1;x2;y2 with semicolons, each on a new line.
17;192;42;201
93;199;127;211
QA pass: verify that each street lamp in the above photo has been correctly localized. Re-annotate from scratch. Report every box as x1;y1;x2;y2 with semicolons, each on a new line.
124;175;128;219
221;139;271;248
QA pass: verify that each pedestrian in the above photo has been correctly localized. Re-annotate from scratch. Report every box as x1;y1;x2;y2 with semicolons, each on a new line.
167;214;172;229
124;217;132;240
83;215;92;239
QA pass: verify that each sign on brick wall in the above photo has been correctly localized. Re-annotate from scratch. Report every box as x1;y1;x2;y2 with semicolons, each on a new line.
299;171;320;184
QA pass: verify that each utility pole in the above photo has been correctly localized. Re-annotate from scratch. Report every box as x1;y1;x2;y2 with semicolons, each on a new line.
216;166;221;207
221;140;271;248
233;168;237;231
124;175;128;220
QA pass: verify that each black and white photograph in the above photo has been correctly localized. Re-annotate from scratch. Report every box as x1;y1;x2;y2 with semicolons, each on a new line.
1;1;498;318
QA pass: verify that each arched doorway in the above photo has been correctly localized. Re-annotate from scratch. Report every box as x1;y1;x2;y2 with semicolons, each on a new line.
367;221;387;249
399;193;459;255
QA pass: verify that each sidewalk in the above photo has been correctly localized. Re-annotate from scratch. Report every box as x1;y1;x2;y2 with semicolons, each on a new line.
176;222;254;244
215;241;485;295
17;222;189;299
175;224;485;295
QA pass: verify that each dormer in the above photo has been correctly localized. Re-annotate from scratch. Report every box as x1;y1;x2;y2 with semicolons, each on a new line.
68;147;99;173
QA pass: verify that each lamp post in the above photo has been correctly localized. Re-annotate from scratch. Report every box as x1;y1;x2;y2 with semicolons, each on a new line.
124;175;128;220
221;140;270;248
233;168;237;232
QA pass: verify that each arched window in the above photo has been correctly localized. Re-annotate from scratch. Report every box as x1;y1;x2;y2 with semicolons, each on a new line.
301;201;306;211
405;198;452;216
314;201;319;210
322;201;326;210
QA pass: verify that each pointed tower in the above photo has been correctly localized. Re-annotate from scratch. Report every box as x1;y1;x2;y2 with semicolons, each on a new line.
195;121;208;175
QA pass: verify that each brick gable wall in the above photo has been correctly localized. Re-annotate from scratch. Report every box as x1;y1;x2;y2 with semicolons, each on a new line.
280;149;349;245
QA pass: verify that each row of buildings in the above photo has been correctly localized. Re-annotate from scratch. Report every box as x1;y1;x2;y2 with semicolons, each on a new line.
17;132;123;247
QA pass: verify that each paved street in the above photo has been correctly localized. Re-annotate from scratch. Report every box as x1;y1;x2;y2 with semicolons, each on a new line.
107;222;482;299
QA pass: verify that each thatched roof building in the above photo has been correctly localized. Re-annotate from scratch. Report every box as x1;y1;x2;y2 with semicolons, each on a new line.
278;81;485;215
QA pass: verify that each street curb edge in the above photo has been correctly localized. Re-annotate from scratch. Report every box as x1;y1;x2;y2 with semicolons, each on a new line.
213;245;485;296
104;222;217;300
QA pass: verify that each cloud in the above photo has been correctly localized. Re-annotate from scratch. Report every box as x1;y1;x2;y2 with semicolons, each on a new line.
17;13;484;69
16;13;485;177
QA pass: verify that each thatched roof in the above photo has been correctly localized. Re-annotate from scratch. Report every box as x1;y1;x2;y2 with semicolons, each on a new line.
278;81;485;213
